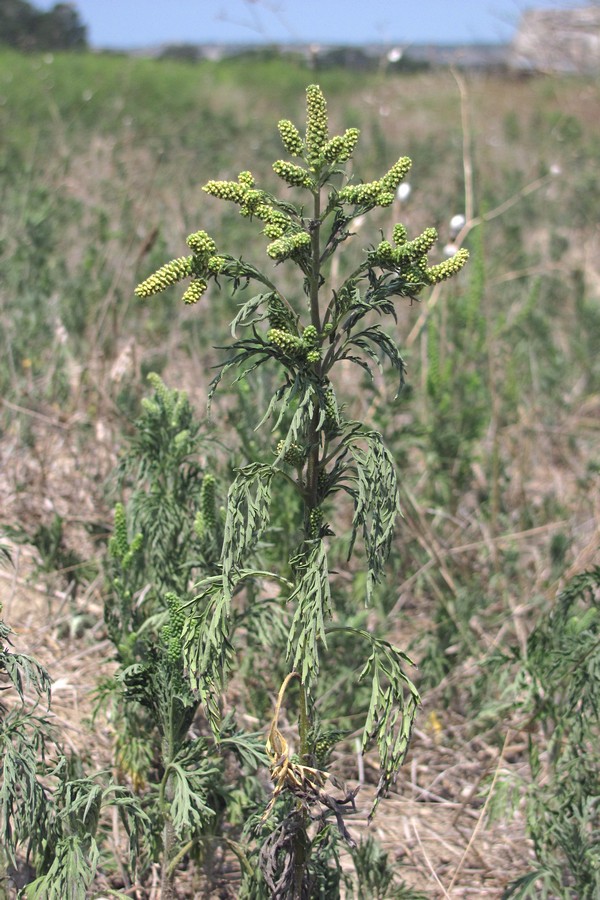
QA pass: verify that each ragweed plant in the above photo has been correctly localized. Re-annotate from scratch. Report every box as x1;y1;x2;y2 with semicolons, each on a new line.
137;84;468;896
0;577;146;899
503;567;600;899
102;375;266;897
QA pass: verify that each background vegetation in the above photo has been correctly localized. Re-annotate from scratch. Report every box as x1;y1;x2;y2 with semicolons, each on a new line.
1;46;599;896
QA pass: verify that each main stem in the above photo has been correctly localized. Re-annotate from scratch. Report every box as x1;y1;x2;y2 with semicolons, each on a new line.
292;184;323;900
160;707;177;900
306;186;323;514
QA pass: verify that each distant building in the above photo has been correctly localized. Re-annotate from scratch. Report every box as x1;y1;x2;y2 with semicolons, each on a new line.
510;6;600;74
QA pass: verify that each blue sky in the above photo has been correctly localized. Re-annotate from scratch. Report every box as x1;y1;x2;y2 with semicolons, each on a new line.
36;0;582;48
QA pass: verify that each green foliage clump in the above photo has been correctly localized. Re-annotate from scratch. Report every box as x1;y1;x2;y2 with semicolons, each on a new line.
504;568;600;899
102;374;266;893
0;552;146;897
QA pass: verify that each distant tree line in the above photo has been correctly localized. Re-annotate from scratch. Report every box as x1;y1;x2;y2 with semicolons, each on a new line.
0;0;87;51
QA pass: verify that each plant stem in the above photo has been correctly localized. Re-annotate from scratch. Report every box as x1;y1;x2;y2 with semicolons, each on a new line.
309;188;322;333
306;187;323;515
291;185;325;900
160;724;177;899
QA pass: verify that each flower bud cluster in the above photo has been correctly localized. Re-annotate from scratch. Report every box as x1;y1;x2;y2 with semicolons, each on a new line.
135;256;193;298
186;230;216;257
238;170;255;189
322;127;360;163
425;247;470;284
372;226;439;271
256;204;292;240
323;386;339;427
267;327;305;357
110;502;129;558
338;156;412;209
308;507;323;538
337;181;393;208
399;226;438;259
162;628;181;663
278;119;304;156
392;223;408;245
206;255;226;275
195;473;217;539
380;156;412;193
135;227;226;303
167;592;185;632
272;159;313;189
305;84;329;166
203;178;247;204
266;230;311;262
203;171;269;221
267;326;321;365
182;278;208;305
302;324;319;346
240;189;265;218
276;440;306;467
267;295;291;330
162;593;185;664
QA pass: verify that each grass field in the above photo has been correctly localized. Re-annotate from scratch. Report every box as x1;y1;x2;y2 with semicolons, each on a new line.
1;48;599;897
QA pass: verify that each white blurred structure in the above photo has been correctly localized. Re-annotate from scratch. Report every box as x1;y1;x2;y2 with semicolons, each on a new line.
510;7;600;74
396;182;412;202
449;214;466;239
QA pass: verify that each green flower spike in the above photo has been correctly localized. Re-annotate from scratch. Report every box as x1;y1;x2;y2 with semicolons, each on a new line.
181;278;208;305
267;295;291;329
238;170;255;189
135;256;193;298
426;247;470;284
267;327;304;356
186;230;217;257
393;223;408;245
340;127;360;160
276;440;306;467
338;181;383;206
321;126;360;164
305;84;329;165
266;231;311;261
278;119;304;156
240;189;267;218
374;240;396;264
203;179;247;203
380;156;412;193
398;227;438;261
272;159;313;189
302;324;319;347
207;256;226;275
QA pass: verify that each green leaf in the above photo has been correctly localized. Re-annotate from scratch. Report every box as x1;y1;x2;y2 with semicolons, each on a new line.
287;540;332;686
344;429;402;605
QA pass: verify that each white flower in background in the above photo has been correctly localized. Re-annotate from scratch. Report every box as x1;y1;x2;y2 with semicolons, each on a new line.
396;182;411;202
443;242;458;257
